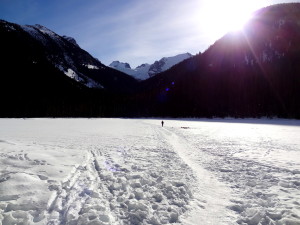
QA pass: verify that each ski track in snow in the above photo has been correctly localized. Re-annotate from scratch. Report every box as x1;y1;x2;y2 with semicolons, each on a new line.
0;119;196;224
162;120;300;225
0;118;299;225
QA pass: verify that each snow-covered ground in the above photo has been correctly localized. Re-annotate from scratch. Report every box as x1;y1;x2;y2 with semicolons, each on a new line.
0;118;299;225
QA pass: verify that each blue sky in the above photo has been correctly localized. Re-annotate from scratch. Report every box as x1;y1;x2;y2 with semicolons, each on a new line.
0;0;299;67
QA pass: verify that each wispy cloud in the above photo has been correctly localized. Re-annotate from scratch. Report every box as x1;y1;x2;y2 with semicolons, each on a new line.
1;0;299;67
71;0;208;67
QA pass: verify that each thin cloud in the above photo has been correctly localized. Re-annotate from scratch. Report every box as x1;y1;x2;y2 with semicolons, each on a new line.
1;0;299;67
75;0;206;67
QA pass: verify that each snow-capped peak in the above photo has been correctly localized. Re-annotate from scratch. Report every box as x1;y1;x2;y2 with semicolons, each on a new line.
149;53;192;77
136;63;150;69
109;53;192;81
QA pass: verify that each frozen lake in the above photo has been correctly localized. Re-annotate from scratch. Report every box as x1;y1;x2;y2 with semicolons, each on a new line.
0;118;299;225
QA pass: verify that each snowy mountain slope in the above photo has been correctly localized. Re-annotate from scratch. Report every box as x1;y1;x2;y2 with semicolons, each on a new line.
109;53;192;80
109;61;151;80
0;19;140;117
148;53;193;77
20;23;103;88
0;118;299;224
0;20;137;91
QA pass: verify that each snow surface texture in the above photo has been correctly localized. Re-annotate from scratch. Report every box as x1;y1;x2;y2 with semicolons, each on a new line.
109;53;192;80
0;119;299;225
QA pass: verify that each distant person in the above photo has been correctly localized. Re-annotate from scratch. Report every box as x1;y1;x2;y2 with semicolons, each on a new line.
161;120;164;127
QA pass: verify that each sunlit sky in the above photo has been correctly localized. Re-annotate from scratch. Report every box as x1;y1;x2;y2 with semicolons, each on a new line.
0;0;299;67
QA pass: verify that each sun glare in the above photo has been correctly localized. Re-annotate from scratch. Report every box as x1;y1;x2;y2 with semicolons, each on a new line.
198;0;260;40
226;10;252;32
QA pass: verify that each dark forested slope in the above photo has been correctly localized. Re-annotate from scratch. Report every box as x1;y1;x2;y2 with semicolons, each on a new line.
136;3;300;118
0;20;137;117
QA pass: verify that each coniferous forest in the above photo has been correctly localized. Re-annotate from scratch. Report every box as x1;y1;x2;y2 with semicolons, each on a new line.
1;3;300;118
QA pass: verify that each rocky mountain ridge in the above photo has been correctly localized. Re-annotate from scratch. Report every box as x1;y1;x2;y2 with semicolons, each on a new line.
109;53;192;80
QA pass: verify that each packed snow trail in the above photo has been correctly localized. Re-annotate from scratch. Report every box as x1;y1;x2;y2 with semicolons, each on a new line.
0;118;299;225
156;126;236;224
153;119;300;225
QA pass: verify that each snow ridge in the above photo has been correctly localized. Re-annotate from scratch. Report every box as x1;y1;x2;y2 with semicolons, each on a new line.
148;53;192;77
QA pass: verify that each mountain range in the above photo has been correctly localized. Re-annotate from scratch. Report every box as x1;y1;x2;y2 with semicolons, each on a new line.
1;3;300;118
0;20;139;117
0;21;138;91
109;53;192;80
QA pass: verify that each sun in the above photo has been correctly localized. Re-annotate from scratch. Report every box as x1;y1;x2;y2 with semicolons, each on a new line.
224;9;253;32
198;0;260;40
